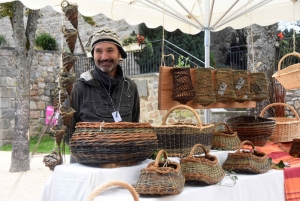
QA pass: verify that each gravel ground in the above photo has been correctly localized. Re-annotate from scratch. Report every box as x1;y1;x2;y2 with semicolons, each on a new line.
0;151;69;201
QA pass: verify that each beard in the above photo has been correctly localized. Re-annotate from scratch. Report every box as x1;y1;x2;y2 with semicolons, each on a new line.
95;58;118;73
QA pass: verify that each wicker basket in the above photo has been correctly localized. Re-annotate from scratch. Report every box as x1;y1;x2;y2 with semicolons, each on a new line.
222;140;272;174
259;103;300;142
232;70;251;102
272;52;300;90
70;122;158;167
225;115;276;146
215;68;237;103
86;180;139;201
172;67;195;104
212;122;241;150
193;68;216;106
61;0;78;29
289;139;300;158
135;149;185;195
180;144;225;184
153;105;214;157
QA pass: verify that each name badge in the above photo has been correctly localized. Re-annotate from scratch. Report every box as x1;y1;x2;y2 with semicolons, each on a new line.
112;111;122;122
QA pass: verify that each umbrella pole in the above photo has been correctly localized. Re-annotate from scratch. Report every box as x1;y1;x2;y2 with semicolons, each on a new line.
204;0;211;124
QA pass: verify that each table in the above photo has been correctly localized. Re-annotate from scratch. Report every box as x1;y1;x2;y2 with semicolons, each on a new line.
40;151;285;201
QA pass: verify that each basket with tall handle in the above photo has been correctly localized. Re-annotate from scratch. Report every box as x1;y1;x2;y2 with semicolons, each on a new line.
86;180;139;201
272;52;300;90
259;102;300;142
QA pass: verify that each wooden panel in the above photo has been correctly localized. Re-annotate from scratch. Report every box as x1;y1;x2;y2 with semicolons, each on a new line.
158;66;256;110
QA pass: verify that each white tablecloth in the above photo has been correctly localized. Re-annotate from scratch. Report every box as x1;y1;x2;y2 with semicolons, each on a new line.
40;151;285;201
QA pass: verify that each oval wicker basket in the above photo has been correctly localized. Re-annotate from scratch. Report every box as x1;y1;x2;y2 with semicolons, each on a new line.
70;122;158;167
259;102;300;142
225;115;276;146
222;140;271;174
272;52;300;90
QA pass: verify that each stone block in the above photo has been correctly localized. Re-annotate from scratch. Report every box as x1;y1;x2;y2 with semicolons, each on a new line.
0;129;14;140
0;87;16;98
0;119;11;129
0;98;9;108
36;101;45;110
1;109;15;119
30;101;37;110
38;82;46;89
30;111;40;119
135;80;147;97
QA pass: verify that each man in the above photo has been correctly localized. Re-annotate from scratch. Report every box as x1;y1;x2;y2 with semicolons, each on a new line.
64;27;140;154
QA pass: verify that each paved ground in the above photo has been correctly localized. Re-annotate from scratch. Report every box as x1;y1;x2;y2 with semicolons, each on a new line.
0;151;70;201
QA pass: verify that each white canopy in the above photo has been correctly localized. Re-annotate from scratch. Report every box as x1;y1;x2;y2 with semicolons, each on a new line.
0;0;299;34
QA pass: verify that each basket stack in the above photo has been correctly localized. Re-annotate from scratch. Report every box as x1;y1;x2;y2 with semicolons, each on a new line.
180;144;225;184
222;140;272;174
153;105;214;157
70;122;158;167
225;115;276;146
259;103;300;142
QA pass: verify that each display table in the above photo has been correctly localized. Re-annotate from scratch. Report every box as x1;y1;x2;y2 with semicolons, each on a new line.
40;151;285;201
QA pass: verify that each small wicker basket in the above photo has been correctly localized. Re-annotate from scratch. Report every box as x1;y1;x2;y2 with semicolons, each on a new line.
86;180;139;201
180;144;225;184
135;149;185;195
272;52;300;90
222;140;272;174
259;102;300;142
212;122;241;150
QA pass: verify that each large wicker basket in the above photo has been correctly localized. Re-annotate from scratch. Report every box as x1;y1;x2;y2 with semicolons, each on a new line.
225;115;276;146
272;52;300;90
222;140;272;174
70;122;158;167
259;102;300;142
180;144;225;184
212;122;241;150
153;105;214;157
135;149;185;195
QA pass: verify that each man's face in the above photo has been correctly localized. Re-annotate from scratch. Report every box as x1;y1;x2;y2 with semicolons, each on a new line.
93;42;122;77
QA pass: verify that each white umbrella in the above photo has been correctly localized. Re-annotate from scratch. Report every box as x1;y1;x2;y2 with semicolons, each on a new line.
2;0;299;122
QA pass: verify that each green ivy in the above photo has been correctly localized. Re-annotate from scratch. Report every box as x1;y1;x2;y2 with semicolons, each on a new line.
35;32;58;51
0;34;8;46
82;15;96;26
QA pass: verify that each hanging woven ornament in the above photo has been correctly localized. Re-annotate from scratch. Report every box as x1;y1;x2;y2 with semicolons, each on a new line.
57;69;76;96
50;126;66;147
61;0;78;29
43;150;63;171
53;88;68;109
63;52;77;72
59;105;76;126
61;25;78;54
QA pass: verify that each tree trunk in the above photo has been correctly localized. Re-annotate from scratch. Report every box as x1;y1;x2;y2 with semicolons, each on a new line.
9;1;39;172
246;23;278;117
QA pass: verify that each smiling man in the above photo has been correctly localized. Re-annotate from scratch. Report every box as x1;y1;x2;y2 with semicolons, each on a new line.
64;27;140;162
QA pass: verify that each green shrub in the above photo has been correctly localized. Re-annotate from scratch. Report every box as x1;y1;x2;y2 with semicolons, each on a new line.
0;34;8;46
35;32;58;51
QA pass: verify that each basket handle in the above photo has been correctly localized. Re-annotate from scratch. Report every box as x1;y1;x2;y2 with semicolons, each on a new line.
212;122;232;133
259;102;300;120
277;52;300;72
161;105;202;127
237;140;255;153
85;180;139;201
188;144;208;157
154;149;168;168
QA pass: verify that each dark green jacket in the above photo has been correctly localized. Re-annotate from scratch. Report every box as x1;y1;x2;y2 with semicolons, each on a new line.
64;68;140;144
